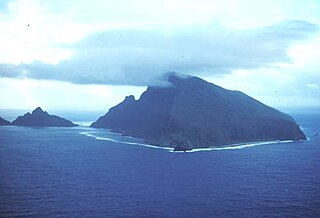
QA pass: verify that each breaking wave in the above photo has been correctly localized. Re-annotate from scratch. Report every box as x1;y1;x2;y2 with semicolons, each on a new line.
79;131;173;151
181;140;295;153
79;130;298;153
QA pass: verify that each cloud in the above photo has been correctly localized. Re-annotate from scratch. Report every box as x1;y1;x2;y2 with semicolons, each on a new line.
306;84;319;89
1;0;320;111
0;77;146;110
0;20;318;86
0;0;160;65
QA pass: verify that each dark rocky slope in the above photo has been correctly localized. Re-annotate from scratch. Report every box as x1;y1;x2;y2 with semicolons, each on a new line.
91;74;306;150
0;117;11;125
12;107;76;127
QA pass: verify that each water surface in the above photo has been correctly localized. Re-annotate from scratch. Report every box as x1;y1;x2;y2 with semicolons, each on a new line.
0;114;319;217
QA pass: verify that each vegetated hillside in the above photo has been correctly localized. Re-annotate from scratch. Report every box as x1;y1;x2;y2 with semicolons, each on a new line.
91;74;306;150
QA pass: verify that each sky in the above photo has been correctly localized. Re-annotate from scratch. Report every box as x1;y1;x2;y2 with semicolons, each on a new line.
0;0;320;111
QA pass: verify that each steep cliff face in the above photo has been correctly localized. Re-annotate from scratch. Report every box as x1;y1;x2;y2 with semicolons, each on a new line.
91;74;306;150
12;107;76;127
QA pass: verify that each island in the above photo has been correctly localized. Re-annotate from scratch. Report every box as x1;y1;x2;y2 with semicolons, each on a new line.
91;74;306;151
0;117;11;125
12;107;76;127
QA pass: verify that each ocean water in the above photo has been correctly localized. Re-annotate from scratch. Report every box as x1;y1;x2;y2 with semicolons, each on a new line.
0;113;320;217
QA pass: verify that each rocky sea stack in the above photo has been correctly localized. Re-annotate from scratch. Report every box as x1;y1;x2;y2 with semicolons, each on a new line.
91;74;306;151
12;107;76;127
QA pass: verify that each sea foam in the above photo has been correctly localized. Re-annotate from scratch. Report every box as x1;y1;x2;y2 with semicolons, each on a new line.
80;130;299;153
79;131;173;151
182;140;295;153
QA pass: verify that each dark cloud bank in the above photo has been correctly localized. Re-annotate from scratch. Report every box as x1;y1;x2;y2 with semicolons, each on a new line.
0;20;318;86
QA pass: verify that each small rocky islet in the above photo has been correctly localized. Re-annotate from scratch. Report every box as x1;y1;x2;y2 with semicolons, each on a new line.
10;107;76;127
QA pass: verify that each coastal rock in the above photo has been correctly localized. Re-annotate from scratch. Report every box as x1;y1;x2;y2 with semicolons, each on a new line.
0;117;11;125
91;74;306;150
12;107;76;127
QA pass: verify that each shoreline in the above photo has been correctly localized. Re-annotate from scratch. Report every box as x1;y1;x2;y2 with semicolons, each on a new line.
80;127;306;153
1;125;307;153
174;139;302;153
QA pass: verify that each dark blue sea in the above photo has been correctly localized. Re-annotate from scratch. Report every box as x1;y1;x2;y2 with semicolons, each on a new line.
1;113;320;217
